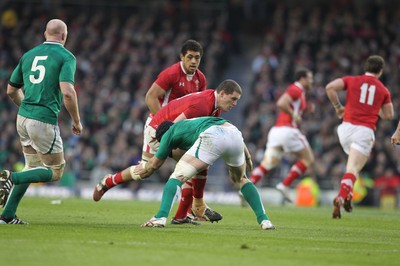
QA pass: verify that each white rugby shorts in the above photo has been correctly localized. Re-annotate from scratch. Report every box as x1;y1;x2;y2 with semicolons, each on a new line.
337;122;375;156
266;126;309;152
142;116;159;154
16;115;63;154
186;124;245;167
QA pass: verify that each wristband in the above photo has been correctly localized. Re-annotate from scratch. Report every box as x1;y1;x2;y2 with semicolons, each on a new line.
333;102;342;109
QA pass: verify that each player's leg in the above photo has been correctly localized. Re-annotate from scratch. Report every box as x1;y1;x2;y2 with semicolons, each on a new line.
250;147;283;184
1;119;64;208
221;124;274;229
170;148;195;222
280;144;313;187
333;123;372;218
170;144;222;222
171;180;197;224
190;170;222;222
335;147;368;213
276;130;313;202
0;147;44;224
227;159;275;230
93;125;158;201
250;127;284;185
142;155;207;227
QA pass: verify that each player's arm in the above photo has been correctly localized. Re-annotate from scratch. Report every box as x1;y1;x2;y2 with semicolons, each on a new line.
379;103;394;120
7;84;24;107
145;82;166;115
325;78;345;118
60;81;82;135
134;155;166;178
276;93;301;123
391;120;400;145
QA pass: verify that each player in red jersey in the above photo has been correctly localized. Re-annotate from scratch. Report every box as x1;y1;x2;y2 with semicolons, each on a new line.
248;69;314;203
93;80;242;224
326;55;393;218
141;40;208;224
143;39;206;162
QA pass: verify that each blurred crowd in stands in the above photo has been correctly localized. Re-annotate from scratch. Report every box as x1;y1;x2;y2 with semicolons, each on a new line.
0;0;400;203
0;0;235;190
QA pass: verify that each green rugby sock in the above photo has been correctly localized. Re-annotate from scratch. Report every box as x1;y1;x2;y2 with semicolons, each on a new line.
155;178;182;218
241;182;269;224
11;167;53;184
1;183;30;219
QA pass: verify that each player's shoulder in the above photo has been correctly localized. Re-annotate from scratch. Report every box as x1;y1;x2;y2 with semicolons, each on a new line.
61;46;76;60
286;83;303;93
160;61;181;75
28;43;75;61
195;68;206;80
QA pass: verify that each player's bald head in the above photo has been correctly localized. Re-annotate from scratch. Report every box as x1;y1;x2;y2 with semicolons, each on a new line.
44;19;68;44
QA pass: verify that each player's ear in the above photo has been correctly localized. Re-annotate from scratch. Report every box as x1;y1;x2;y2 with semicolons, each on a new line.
180;53;184;60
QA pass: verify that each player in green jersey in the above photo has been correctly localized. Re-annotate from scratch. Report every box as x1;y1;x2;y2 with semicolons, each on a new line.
133;117;275;230
0;19;82;224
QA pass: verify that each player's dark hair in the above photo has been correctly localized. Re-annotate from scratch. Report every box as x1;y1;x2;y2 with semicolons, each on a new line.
294;68;311;81
181;40;203;57
156;121;175;142
364;55;384;74
215;79;242;95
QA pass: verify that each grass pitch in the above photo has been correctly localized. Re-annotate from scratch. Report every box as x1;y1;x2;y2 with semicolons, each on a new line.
0;197;399;266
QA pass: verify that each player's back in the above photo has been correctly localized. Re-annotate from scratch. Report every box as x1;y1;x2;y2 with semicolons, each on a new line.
150;90;217;128
156;117;228;159
15;42;76;124
343;74;391;129
275;83;306;128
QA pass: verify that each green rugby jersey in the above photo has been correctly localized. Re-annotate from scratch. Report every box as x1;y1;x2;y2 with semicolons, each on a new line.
155;117;229;160
9;41;76;125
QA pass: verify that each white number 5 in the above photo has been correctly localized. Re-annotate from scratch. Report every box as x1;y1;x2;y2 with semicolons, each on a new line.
29;56;48;84
359;83;376;105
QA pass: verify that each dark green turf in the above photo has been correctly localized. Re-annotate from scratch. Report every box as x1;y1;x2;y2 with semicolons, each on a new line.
1;198;399;266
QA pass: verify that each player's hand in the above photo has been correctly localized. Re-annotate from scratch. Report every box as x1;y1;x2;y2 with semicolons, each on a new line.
134;161;154;178
292;114;302;124
390;131;400;146
72;121;83;135
335;106;345;119
134;161;146;175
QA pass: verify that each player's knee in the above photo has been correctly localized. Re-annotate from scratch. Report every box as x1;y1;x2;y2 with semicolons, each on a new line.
45;161;66;181
23;153;43;170
262;148;283;170
170;160;198;182
228;166;245;184
196;168;208;178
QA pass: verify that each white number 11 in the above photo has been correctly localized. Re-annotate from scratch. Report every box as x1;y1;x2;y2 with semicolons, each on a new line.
359;83;376;105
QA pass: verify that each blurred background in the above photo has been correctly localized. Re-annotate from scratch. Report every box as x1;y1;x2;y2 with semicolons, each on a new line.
1;0;400;208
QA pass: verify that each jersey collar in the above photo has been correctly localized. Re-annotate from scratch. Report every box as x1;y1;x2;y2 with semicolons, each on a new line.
43;41;64;46
214;90;218;110
294;81;304;90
